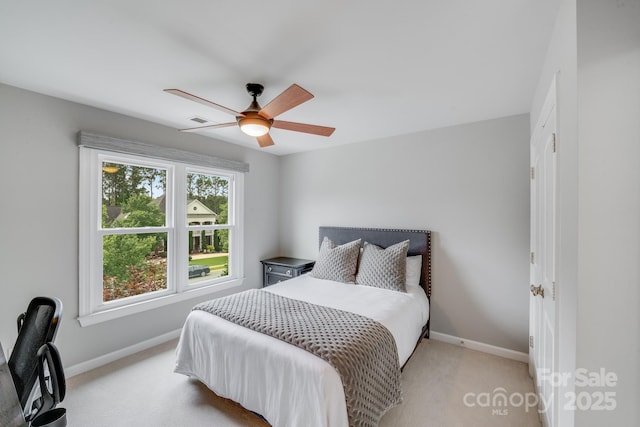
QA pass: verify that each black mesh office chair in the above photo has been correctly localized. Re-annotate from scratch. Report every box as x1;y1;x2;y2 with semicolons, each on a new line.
8;297;65;423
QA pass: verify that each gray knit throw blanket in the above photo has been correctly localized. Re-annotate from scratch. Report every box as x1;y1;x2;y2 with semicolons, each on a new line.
194;289;402;427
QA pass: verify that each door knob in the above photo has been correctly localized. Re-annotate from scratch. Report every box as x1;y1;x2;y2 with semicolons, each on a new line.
530;284;544;298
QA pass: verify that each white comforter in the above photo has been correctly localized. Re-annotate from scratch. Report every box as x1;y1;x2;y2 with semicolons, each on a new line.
174;275;429;427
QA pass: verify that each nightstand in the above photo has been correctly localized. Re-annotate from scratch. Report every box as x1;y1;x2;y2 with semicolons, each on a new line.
260;257;315;287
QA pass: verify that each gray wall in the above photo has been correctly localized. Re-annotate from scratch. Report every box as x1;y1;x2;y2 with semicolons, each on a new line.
0;83;281;367
278;114;531;353
576;0;639;425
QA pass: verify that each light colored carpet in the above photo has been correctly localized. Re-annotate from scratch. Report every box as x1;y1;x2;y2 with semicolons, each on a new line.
64;339;541;427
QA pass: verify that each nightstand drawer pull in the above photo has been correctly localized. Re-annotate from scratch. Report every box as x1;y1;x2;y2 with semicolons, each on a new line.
267;266;273;273
286;269;291;276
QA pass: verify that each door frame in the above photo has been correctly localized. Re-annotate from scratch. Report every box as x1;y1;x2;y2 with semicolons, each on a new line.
529;75;558;427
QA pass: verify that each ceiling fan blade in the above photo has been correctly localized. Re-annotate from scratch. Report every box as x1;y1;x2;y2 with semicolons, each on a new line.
256;133;275;148
259;84;314;120
272;120;335;137
164;89;243;117
178;122;237;132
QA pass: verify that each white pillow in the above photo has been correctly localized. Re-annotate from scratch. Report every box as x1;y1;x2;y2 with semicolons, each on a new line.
405;255;422;288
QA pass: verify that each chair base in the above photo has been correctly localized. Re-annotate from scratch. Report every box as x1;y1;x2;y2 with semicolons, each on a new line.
31;407;66;427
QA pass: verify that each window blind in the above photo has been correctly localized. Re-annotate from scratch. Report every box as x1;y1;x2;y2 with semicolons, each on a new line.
78;131;250;173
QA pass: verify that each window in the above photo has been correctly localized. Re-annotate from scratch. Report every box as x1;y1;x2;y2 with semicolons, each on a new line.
78;135;246;326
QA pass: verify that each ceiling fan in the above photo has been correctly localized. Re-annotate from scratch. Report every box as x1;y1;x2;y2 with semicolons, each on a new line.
164;83;335;148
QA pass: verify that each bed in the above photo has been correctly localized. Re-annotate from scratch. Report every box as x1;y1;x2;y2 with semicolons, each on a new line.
175;226;432;427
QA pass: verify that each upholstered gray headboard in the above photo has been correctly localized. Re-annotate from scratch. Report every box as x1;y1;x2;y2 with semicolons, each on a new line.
318;226;432;300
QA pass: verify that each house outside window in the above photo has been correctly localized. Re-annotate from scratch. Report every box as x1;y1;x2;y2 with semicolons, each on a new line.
78;134;246;326
186;199;217;251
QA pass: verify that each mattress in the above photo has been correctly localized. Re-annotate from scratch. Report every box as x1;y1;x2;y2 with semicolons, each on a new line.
175;274;429;427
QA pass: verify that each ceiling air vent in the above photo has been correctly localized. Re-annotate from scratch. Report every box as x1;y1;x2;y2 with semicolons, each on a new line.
189;116;209;124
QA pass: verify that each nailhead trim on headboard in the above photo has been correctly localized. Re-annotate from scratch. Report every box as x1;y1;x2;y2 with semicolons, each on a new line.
317;226;432;301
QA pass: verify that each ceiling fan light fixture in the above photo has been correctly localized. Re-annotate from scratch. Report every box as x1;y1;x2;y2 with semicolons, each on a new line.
102;165;119;174
166;83;334;148
238;114;272;137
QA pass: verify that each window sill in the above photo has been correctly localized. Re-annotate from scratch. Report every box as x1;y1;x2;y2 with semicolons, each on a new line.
77;277;244;327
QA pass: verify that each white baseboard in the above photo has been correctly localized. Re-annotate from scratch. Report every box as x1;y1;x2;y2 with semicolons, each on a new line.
65;328;528;378
429;331;529;363
65;328;182;378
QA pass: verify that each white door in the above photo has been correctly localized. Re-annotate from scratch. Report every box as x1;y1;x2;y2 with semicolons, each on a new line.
529;78;557;427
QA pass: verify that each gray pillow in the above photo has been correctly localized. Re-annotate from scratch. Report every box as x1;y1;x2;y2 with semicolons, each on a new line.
356;240;410;292
310;237;361;283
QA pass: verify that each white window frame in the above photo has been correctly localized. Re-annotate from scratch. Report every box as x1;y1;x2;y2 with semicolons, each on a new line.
78;140;245;327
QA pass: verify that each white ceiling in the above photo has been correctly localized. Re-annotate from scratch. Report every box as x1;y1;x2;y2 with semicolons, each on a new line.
0;0;559;156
